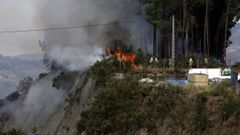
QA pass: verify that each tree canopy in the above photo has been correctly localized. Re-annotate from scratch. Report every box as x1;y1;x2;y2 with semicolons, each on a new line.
143;0;240;62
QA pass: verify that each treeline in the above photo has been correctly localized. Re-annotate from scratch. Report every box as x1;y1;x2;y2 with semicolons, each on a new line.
143;0;240;62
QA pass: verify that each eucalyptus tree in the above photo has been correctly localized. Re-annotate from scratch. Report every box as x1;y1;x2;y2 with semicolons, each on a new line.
143;0;240;62
143;0;181;57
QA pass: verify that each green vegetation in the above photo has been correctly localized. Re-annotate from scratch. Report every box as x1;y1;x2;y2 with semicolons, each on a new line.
5;76;33;102
38;73;48;80
90;59;117;87
193;92;210;132
6;91;20;102
16;76;33;95
52;71;78;89
77;76;183;134
65;89;83;106
76;61;240;135
0;129;24;135
0;113;9;124
0;100;4;108
143;0;240;61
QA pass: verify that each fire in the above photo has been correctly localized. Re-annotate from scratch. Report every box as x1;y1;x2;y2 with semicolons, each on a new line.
109;47;137;70
128;52;137;69
115;48;122;61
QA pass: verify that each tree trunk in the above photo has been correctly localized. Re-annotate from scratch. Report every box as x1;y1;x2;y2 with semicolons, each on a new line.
191;17;194;55
185;18;189;57
183;0;187;57
204;0;209;57
153;26;157;56
158;29;161;57
224;0;230;64
172;15;175;69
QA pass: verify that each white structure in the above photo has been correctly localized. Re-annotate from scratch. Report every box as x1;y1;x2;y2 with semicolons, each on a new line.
188;68;240;80
139;78;154;83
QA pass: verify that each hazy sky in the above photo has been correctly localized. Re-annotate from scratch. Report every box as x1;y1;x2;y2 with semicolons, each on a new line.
0;0;239;56
0;0;43;56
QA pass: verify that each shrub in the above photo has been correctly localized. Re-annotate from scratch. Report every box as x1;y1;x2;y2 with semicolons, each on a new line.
77;77;184;134
90;60;116;87
220;98;240;121
0;100;4;108
193;92;210;132
38;73;48;79
6;91;20;102
0;128;24;135
52;71;77;89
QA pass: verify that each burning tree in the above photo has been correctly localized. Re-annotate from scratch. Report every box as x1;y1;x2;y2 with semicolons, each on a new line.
107;46;137;70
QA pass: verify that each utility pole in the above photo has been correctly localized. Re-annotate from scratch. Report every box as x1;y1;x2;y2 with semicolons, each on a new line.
172;15;175;69
224;0;230;65
183;0;188;58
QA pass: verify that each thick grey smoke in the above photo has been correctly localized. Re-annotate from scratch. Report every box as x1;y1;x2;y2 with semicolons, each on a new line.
1;74;66;131
0;0;153;131
34;0;150;71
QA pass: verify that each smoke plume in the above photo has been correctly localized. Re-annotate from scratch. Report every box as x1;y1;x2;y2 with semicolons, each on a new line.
0;1;155;132
0;74;66;130
34;0;149;71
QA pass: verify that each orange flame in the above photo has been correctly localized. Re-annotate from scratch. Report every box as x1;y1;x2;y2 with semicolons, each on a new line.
128;52;137;69
113;48;137;70
115;48;122;61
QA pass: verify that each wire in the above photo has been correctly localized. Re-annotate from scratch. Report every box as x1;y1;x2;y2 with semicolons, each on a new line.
0;19;143;34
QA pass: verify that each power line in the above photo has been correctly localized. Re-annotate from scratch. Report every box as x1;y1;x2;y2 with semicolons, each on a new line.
0;19;143;34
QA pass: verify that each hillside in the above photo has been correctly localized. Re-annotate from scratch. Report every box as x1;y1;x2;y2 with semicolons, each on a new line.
76;60;240;135
0;59;240;135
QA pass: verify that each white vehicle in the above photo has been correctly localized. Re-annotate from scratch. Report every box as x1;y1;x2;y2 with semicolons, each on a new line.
188;68;240;81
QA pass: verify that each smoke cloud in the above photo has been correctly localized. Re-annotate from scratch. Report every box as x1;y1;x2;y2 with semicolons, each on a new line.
0;0;153;131
34;0;150;71
0;74;67;131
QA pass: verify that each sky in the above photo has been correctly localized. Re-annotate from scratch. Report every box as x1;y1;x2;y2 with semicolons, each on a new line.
230;23;240;46
227;23;240;65
0;0;44;56
0;0;239;57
